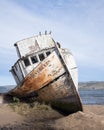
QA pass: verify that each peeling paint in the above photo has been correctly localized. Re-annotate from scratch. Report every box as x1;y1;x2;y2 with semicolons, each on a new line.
8;33;83;114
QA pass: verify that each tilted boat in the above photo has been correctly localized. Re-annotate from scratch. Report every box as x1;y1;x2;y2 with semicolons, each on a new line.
9;32;83;114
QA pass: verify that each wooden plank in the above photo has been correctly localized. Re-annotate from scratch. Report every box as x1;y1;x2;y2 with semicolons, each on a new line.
11;51;65;96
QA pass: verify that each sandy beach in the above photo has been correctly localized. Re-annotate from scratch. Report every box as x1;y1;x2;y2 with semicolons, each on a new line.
0;102;104;130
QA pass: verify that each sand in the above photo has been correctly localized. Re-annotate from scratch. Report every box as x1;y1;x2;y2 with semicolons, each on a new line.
0;104;24;126
0;102;104;130
53;105;104;130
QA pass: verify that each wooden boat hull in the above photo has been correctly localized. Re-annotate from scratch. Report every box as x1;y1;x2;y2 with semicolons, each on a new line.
37;74;83;114
9;49;83;114
9;51;65;96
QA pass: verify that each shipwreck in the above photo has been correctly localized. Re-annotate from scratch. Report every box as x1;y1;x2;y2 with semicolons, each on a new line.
8;32;83;114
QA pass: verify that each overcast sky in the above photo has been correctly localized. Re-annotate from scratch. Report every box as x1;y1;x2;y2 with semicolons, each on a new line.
0;0;104;85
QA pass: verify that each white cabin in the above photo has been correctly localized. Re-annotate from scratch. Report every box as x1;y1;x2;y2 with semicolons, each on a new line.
10;33;78;90
10;34;56;85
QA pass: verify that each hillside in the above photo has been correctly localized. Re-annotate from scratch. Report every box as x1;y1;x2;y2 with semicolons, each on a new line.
79;81;104;89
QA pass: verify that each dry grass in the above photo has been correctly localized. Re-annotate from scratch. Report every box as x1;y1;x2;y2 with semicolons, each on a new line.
9;101;53;116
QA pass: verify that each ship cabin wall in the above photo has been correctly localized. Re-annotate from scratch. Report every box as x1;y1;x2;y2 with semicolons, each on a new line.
10;61;24;85
11;47;54;85
14;34;55;59
21;48;54;77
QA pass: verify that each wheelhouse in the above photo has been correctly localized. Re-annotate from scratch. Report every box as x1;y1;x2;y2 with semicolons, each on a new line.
10;33;55;85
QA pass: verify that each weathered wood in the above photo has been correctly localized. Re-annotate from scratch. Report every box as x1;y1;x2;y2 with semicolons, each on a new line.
8;33;83;114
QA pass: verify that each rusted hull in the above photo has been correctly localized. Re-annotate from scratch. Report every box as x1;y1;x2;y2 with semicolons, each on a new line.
9;49;83;114
37;74;83;114
9;51;65;97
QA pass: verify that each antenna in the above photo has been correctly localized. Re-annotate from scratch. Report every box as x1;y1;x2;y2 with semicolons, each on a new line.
45;30;47;35
39;32;41;35
49;31;52;34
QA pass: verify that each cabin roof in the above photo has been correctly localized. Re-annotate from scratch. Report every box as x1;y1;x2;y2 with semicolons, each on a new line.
14;34;55;58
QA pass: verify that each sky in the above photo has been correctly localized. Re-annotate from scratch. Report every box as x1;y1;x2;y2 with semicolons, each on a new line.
0;0;104;86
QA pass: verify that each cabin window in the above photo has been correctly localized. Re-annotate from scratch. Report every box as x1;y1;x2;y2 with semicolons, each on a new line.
46;51;51;56
31;56;38;64
24;58;30;67
39;53;45;61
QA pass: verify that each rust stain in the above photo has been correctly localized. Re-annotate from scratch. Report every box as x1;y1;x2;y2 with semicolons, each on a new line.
37;75;67;101
12;52;65;96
